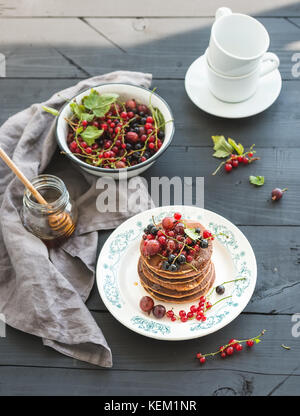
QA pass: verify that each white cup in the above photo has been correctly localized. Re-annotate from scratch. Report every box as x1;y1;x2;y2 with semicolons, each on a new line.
209;7;277;77
205;49;279;103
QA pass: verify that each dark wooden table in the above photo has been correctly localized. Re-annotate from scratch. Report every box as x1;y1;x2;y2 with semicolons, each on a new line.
0;0;300;396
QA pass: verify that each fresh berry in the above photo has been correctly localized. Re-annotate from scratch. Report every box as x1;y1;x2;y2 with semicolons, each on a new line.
216;285;225;295
152;305;166;319
200;239;209;249
232;160;239;168
162;217;175;230
158;236;167;246
225;163;232;172
174;212;182;220
246;339;254;347
139;296;154;313
199;357;206;364
144;239;161;256
82;120;88;127
242;157;249;164
202;230;211;239
167;240;176;252
226;346;234;355
271;187;287;201
235;343;243;351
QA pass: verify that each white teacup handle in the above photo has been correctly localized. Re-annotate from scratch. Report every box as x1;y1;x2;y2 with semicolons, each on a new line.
260;52;280;77
215;7;232;20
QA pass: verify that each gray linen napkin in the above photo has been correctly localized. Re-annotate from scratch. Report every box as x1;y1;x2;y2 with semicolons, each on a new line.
0;71;152;367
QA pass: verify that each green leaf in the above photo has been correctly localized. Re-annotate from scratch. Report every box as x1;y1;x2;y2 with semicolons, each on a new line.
249;176;265;186
93;106;111;118
228;138;244;155
81;113;94;122
211;135;234;158
42;106;59;117
70;102;85;118
83;90;118;111
81;126;104;146
184;228;200;241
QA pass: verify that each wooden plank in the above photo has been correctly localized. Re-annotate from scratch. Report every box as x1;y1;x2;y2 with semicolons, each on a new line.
0;18;298;79
0;314;298;376
0;0;300;18
86;226;300;313
140;147;300;226
0;78;300;149
0;18;121;78
0;367;300;396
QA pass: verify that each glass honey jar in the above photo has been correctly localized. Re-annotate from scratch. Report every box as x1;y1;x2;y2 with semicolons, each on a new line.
21;174;77;248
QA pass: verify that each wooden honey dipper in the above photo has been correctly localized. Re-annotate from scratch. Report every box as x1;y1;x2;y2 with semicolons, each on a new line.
0;147;75;239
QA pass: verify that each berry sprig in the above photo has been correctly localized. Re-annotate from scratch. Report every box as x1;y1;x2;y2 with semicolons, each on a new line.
196;329;266;364
213;145;259;175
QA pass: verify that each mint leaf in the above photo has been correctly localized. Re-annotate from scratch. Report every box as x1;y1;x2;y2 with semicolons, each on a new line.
211;135;234;158
249;176;265;186
81;126;104;146
42;106;59;116
185;228;200;241
228;138;244;155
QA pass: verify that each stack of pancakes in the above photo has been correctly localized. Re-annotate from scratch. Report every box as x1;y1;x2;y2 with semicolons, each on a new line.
138;221;215;303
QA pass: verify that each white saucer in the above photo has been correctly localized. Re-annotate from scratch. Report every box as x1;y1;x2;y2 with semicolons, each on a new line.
185;55;282;119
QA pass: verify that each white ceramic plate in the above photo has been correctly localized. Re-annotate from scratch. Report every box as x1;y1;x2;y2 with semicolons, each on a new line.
96;206;257;340
185;55;282;118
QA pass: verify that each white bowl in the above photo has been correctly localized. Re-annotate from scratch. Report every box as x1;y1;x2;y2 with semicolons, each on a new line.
56;83;175;179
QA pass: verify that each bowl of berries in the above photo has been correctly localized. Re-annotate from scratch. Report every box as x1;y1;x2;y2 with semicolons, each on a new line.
56;83;175;178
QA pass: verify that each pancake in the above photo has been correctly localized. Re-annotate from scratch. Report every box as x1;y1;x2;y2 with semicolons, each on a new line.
140;266;216;303
139;262;214;297
140;257;212;291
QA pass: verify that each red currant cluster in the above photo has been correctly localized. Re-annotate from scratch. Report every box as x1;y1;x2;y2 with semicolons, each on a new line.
142;213;211;272
225;152;255;172
196;330;266;364
166;296;212;323
67;99;164;169
212;145;259;175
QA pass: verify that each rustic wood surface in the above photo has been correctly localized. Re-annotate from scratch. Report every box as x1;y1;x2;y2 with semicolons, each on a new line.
0;0;300;396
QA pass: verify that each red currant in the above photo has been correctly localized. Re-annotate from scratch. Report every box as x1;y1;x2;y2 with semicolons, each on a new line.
181;316;188;323
202;230;211;239
243;157;249;164
174;212;182;220
82;120;88;127
235;343;243;351
246;339;254;347
248;152;253;157
226;346;234;355
179;310;186;317
199;357;206;364
225;163;233;172
232;160;239;168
